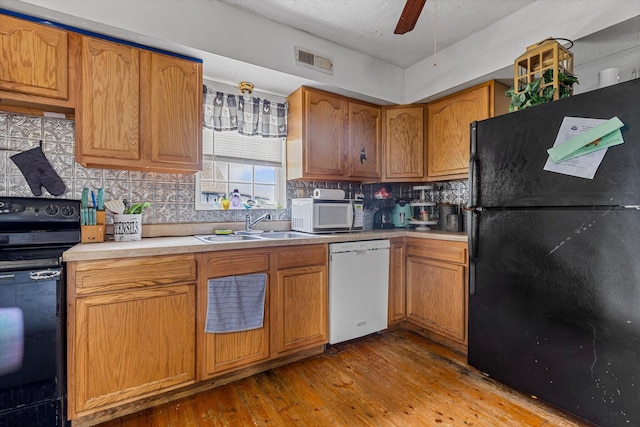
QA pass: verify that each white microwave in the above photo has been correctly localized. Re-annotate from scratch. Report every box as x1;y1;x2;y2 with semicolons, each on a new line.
291;198;363;233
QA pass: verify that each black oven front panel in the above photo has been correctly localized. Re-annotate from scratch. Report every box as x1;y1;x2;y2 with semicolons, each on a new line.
0;265;68;427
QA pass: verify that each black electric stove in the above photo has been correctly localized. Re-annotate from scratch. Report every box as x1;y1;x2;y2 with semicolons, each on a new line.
0;197;80;427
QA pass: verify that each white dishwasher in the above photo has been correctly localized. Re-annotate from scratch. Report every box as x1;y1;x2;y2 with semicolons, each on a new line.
329;239;390;344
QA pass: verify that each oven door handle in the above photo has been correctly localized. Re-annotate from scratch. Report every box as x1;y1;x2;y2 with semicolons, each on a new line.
29;270;62;281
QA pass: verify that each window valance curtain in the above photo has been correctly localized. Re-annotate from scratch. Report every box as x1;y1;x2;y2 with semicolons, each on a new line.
202;85;288;137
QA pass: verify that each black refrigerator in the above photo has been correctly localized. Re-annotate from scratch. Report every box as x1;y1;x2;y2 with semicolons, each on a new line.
468;79;640;426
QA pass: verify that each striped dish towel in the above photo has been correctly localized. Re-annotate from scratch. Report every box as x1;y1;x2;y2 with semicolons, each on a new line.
205;273;266;333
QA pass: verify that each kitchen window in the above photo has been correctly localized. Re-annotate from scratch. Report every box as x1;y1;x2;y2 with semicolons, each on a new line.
195;127;286;210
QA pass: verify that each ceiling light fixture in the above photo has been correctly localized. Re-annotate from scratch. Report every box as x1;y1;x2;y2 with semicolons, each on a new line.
239;81;254;100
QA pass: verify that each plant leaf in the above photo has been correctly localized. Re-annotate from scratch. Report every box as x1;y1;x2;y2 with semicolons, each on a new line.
543;69;554;84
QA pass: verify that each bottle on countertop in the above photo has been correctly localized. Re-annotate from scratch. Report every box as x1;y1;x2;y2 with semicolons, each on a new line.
230;189;243;209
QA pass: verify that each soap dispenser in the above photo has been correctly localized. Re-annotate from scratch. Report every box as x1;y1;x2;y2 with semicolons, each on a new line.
230;189;242;209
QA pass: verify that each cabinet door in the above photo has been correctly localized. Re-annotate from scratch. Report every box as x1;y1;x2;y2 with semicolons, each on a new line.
348;101;381;179
427;85;490;180
388;240;406;324
197;250;270;379
406;256;467;343
71;285;195;416
383;106;425;180
0;15;68;100
142;51;202;170
77;36;140;163
202;327;269;377
275;265;328;354
304;89;348;177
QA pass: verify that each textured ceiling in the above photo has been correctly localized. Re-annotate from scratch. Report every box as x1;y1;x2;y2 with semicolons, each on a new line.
218;0;535;68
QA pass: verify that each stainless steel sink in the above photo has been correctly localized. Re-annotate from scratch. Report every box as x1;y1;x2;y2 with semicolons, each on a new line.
194;234;264;243
256;231;317;239
195;231;318;243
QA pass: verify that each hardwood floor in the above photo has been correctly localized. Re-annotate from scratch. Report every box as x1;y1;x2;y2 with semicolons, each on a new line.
98;330;589;426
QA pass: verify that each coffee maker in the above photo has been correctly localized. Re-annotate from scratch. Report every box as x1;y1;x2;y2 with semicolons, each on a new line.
373;207;394;229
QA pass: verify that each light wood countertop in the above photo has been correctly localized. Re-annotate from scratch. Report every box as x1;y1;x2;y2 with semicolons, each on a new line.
63;229;467;262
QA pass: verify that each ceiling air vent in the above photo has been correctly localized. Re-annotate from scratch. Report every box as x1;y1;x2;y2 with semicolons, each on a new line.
295;46;333;75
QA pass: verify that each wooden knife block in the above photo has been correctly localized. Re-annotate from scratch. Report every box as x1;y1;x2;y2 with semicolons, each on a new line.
81;210;106;243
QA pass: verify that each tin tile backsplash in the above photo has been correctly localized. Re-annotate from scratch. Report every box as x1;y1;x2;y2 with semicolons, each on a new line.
0;111;468;225
0;111;231;224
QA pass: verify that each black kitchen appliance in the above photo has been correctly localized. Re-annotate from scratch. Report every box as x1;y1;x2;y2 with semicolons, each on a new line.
0;197;80;427
373;207;394;229
468;79;640;426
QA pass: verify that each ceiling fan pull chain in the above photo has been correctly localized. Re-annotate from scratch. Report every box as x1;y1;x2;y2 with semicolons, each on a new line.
433;0;438;66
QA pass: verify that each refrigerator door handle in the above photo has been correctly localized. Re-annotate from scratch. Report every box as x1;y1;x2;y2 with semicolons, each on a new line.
469;259;476;295
469;121;479;208
469;207;480;260
468;208;480;295
468;121;479;296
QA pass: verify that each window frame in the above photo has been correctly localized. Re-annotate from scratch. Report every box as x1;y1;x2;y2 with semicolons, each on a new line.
195;129;287;211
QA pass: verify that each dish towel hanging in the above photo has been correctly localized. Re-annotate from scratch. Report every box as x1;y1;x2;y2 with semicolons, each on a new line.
205;273;266;333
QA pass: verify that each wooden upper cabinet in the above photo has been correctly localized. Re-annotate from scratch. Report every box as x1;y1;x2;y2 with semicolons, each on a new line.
287;86;382;181
348;101;381;179
143;51;202;169
383;105;425;181
0;14;75;110
287;86;348;179
426;80;509;181
76;34;202;173
77;36;140;162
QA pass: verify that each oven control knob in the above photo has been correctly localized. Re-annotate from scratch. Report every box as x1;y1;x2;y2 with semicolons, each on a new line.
61;206;76;217
45;205;60;216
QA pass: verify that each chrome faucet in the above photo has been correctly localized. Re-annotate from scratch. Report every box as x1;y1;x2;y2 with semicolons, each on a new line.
246;213;271;230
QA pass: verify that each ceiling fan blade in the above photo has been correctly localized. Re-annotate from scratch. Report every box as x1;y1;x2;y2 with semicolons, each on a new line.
394;0;426;34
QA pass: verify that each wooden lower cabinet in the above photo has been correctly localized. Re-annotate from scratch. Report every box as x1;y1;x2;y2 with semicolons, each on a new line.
405;239;468;352
388;238;406;324
273;245;328;354
197;244;328;378
275;264;328;353
67;255;197;419
197;249;271;378
68;246;328;423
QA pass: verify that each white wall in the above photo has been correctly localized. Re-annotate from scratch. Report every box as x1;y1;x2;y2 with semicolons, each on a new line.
405;0;640;102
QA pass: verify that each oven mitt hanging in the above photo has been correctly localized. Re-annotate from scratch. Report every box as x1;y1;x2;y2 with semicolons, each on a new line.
10;144;66;196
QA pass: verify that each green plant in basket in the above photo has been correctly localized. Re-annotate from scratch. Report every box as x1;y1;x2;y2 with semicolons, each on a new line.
125;202;151;214
507;69;579;112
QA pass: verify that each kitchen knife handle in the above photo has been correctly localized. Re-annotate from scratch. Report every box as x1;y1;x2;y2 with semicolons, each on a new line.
81;187;89;209
97;188;104;210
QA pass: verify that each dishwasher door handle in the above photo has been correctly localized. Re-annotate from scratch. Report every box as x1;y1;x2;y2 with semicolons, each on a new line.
356;250;371;256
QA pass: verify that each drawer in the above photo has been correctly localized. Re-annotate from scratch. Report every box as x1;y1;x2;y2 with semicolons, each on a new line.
203;249;270;277
406;239;468;265
275;244;327;269
73;254;196;295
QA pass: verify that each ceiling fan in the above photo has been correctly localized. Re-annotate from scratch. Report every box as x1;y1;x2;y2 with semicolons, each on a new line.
394;0;427;34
